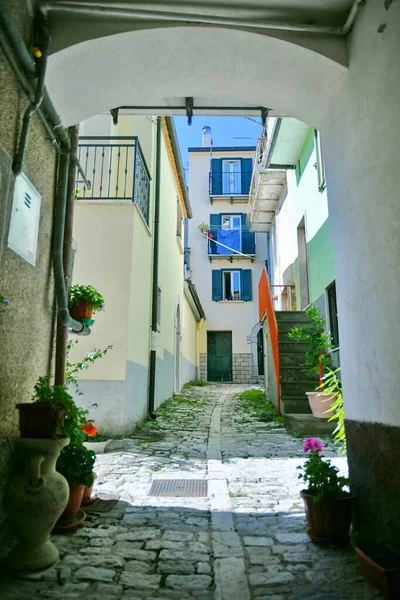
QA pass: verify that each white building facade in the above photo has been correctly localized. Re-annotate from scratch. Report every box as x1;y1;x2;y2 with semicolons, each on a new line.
188;135;268;383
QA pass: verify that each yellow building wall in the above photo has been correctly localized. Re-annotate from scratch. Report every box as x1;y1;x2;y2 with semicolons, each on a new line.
182;294;198;383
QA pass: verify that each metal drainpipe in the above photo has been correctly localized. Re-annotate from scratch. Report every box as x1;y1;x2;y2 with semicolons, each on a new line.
12;30;50;175
0;2;90;188
148;117;162;420
54;125;79;386
0;7;90;335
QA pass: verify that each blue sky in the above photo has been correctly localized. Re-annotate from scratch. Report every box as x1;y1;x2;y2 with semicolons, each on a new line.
173;116;262;176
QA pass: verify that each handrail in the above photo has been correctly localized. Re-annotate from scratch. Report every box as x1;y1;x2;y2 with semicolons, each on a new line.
258;267;281;415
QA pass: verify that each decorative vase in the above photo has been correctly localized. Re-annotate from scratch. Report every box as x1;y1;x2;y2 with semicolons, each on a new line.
355;542;400;599
5;438;70;571
300;490;354;545
16;403;65;438
70;301;93;320
60;483;85;520
305;392;335;419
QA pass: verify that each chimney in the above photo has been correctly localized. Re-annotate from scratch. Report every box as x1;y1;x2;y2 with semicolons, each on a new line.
202;126;212;148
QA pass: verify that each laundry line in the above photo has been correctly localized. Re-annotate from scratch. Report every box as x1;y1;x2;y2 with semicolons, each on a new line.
198;229;255;259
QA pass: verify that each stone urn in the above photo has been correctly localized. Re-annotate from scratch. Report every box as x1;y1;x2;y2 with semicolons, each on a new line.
5;437;70;571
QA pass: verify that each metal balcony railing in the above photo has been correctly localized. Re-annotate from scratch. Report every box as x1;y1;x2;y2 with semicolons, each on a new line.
209;171;252;196
75;136;151;224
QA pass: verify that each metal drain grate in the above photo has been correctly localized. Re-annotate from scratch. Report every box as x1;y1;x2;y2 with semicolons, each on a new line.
149;479;208;497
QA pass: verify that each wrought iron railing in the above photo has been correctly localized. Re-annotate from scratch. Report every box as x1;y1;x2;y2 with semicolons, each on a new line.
209;171;252;196
76;136;151;224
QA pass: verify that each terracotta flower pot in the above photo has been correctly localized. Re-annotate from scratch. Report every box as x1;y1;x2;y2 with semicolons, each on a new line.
60;484;85;521
355;542;400;599
16;403;65;438
305;392;336;419
300;490;354;545
69;301;93;320
82;473;97;503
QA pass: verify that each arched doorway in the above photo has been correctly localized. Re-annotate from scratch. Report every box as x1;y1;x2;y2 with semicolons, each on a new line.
42;4;400;550
247;322;264;380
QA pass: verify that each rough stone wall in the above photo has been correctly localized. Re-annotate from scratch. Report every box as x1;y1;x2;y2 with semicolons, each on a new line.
199;352;257;384
0;0;58;550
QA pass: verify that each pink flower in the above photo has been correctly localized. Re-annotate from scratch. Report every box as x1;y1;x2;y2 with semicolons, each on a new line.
303;437;324;453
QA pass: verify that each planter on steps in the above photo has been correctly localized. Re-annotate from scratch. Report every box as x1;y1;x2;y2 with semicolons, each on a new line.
306;392;335;419
354;541;400;598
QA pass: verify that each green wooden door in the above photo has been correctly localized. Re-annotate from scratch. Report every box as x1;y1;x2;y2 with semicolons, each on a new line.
207;331;233;382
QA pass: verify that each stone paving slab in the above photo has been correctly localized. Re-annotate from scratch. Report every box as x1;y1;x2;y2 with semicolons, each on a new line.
0;384;379;599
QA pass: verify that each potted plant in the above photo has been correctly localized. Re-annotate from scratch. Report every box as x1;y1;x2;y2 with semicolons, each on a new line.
288;306;335;418
56;440;96;521
16;376;86;439
321;368;347;455
353;534;400;598
299;437;353;545
233;290;240;301
68;284;105;323
198;222;209;236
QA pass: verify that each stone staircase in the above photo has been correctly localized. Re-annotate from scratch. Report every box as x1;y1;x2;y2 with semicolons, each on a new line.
276;311;335;436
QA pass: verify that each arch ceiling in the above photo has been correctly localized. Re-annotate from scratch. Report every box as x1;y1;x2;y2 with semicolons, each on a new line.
46;24;348;128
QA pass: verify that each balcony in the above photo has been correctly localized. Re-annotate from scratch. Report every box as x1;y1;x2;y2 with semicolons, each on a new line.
207;226;255;263
209;157;253;203
75;136;151;224
247;138;287;232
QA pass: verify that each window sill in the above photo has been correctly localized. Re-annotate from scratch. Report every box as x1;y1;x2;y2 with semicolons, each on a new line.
219;300;246;303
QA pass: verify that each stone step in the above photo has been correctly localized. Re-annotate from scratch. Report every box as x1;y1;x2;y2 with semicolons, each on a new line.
275;311;311;322
284;413;336;436
281;395;312;414
281;381;316;397
277;321;309;334
279;353;307;367
280;366;318;383
278;341;307;354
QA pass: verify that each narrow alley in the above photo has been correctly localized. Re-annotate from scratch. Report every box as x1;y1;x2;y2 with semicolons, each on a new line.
1;384;378;600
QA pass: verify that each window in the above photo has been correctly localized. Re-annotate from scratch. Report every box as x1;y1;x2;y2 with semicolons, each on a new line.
176;199;183;237
210;158;253;195
212;269;252;302
314;130;326;192
223;160;241;194
223;270;241;301
208;213;255;256
326;281;339;348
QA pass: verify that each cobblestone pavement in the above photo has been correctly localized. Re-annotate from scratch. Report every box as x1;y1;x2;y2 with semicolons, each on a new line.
1;384;379;599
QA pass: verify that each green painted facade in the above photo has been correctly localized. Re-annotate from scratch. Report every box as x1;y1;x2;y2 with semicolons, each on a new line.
294;218;336;305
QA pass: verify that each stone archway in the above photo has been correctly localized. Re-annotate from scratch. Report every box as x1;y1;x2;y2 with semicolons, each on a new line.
247;322;263;380
41;3;400;549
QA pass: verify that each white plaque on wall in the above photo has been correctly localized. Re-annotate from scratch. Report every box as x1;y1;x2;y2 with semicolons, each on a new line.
8;172;41;266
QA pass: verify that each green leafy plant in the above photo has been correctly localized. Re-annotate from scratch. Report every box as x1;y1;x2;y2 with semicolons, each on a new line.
298;437;349;502
320;368;346;456
66;340;113;394
198;222;208;233
288;306;332;388
32;376;89;441
56;440;96;487
182;379;208;389
69;284;105;313
0;294;10;313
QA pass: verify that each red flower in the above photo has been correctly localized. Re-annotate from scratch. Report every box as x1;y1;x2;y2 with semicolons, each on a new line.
82;422;98;437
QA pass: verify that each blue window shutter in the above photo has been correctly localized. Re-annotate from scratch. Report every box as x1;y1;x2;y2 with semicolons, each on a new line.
211;159;222;195
212;270;222;301
241;270;252;301
241;213;255;255
209;214;220;255
241;158;253;194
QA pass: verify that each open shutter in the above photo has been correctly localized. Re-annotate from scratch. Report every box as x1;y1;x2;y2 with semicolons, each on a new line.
241;213;255;255
241;269;252;301
212;270;222;301
209;213;220;255
211;159;222;195
241;158;253;194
